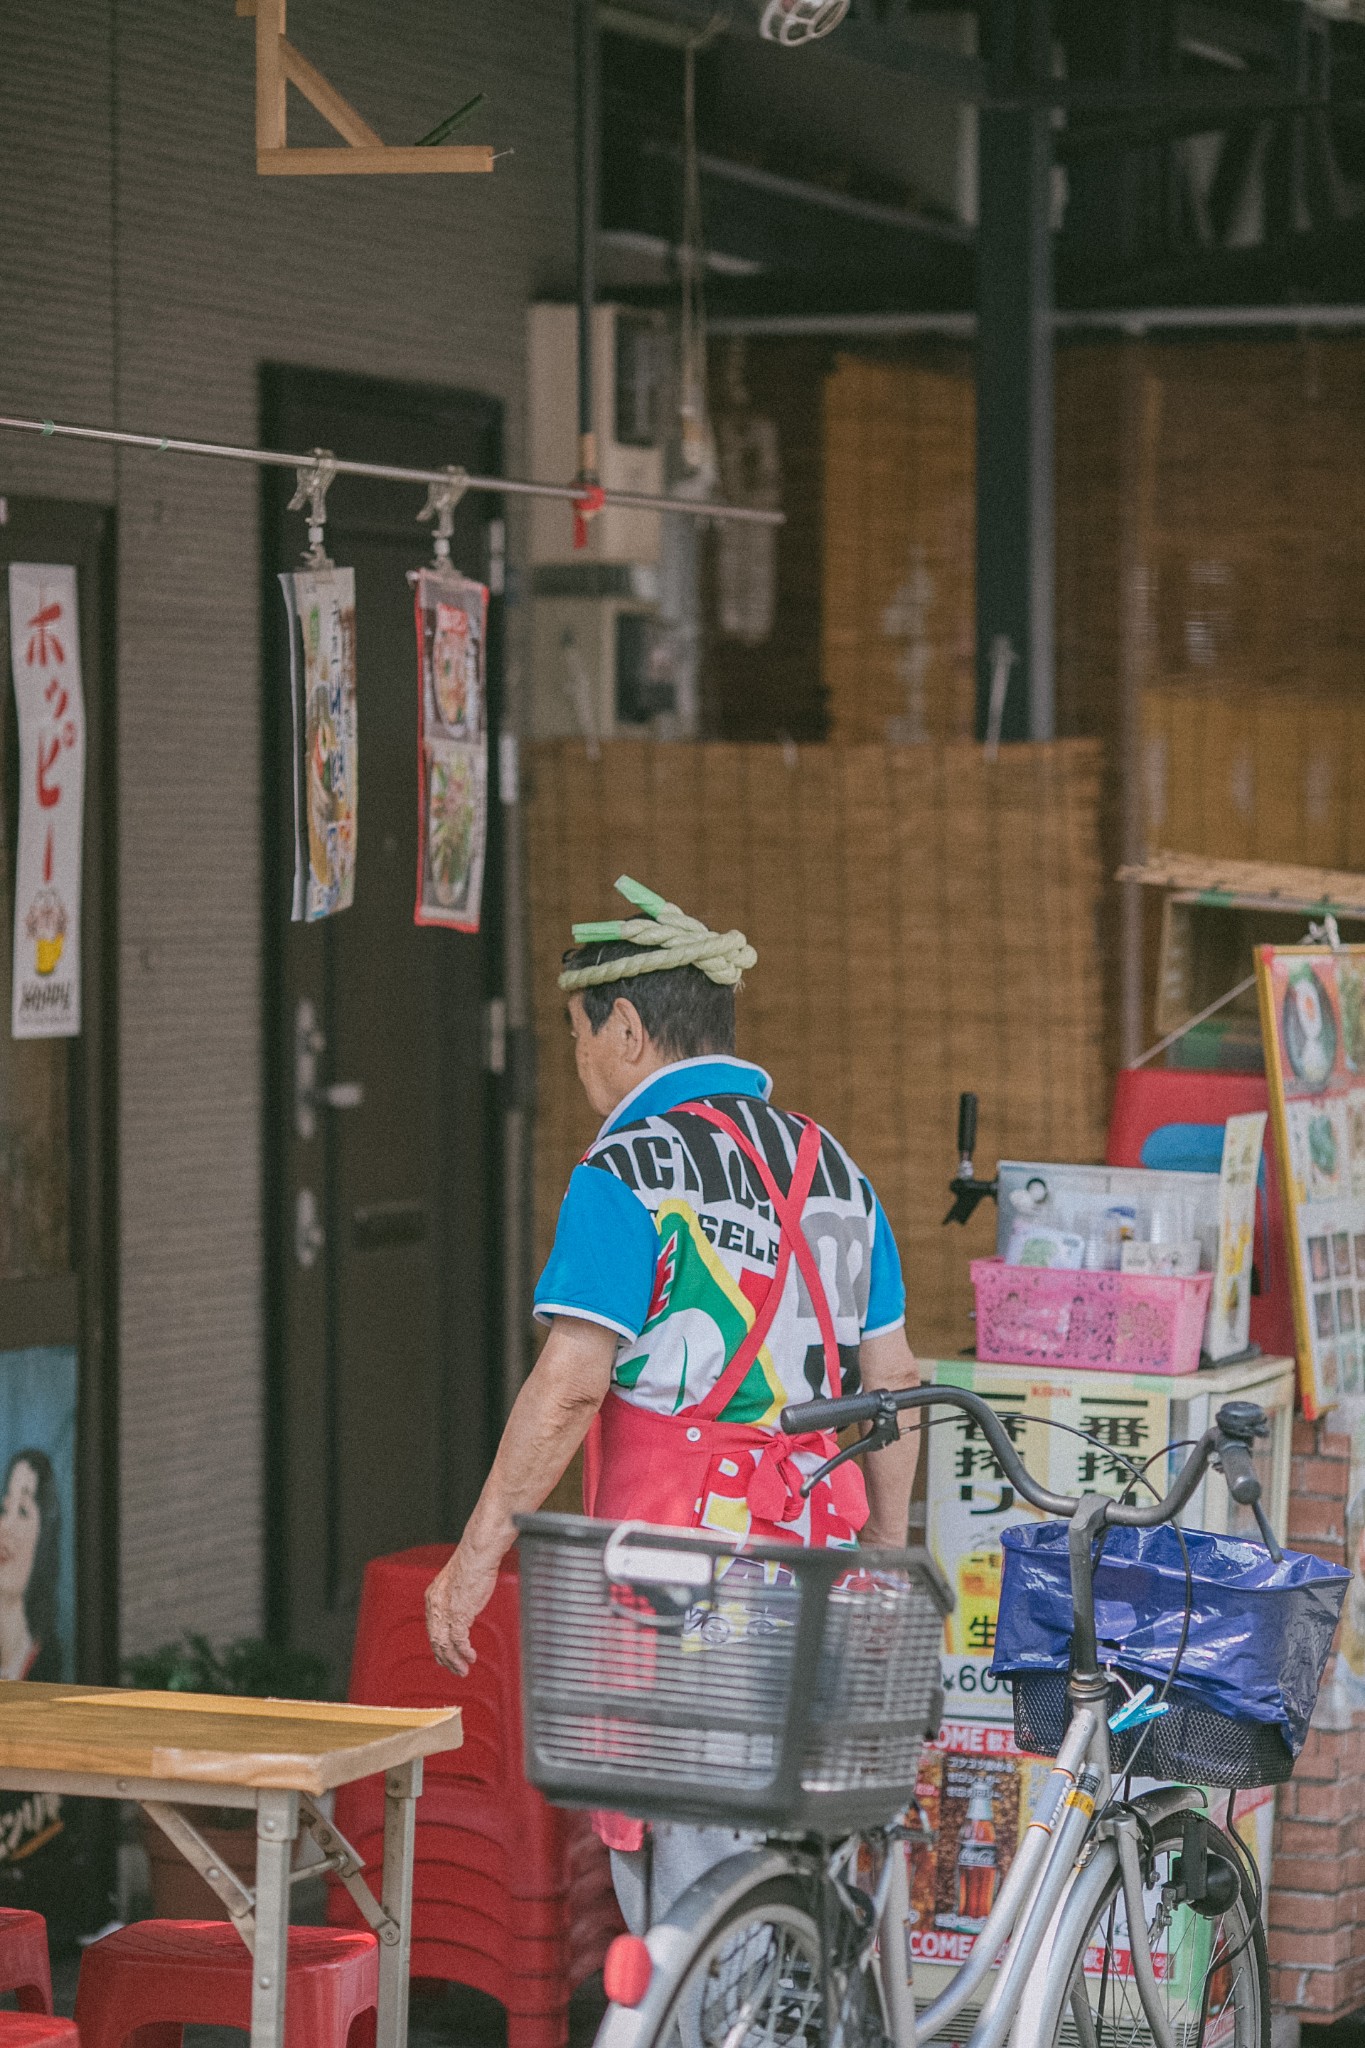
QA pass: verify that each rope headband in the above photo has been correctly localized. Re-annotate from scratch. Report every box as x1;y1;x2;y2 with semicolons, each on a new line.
558;875;757;992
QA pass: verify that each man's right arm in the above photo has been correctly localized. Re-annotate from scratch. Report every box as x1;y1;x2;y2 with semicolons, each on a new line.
425;1314;618;1676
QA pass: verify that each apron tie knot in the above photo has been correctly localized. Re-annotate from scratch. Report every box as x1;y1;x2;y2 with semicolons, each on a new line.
747;1435;816;1525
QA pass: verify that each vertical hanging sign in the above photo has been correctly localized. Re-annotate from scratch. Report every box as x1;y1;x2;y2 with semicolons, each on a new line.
280;568;359;921
412;567;488;933
7;566;84;1038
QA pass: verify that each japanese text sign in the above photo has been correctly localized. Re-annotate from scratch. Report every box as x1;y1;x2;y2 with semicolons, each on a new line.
925;1360;1170;1716
7;567;84;1038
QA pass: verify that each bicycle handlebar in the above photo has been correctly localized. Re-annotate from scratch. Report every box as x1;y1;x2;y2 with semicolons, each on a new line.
780;1384;1280;1553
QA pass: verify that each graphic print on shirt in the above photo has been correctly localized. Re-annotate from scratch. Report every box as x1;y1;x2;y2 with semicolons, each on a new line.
614;1198;785;1422
585;1094;875;1420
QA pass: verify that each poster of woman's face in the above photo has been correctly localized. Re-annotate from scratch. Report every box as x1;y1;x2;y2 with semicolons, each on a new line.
0;1349;76;1684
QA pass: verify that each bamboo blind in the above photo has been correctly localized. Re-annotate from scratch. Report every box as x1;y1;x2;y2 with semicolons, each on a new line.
525;738;1106;1359
822;354;977;745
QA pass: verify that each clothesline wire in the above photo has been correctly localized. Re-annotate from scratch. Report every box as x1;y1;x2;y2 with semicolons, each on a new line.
0;413;785;528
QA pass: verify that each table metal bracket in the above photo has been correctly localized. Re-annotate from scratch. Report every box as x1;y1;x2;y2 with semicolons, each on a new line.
141;1801;258;1950
299;1793;403;1946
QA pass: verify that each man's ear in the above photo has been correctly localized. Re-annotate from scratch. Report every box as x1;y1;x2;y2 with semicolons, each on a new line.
612;996;649;1062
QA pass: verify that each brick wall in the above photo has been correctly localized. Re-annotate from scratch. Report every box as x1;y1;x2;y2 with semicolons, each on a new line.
1267;1419;1365;2022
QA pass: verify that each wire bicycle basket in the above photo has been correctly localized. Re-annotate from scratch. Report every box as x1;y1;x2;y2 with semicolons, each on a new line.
516;1513;952;1832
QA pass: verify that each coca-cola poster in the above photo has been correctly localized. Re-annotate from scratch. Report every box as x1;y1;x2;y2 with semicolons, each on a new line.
7;566;84;1039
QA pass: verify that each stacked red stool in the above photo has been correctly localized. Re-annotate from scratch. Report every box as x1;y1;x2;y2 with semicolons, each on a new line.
0;1909;53;2015
327;1547;624;2048
75;1923;377;2048
0;2024;76;2048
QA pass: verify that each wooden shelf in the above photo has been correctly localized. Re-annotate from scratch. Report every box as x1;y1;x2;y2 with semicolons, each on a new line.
256;146;494;177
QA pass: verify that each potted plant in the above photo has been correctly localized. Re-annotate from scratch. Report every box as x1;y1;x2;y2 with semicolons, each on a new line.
124;1633;332;1919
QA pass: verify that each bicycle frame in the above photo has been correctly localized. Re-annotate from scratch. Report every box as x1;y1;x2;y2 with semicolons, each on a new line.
879;1697;1205;2048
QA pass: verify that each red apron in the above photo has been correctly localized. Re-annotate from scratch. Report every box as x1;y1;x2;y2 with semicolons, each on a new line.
580;1102;869;1851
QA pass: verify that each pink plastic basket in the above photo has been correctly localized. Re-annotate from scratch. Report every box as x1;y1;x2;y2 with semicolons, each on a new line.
970;1259;1213;1375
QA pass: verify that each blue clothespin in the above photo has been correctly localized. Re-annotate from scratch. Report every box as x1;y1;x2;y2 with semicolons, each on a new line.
1109;1684;1170;1734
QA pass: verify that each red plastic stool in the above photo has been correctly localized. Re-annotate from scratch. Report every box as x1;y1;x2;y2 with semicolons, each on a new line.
0;1910;53;2014
0;2021;77;2048
75;1923;377;2048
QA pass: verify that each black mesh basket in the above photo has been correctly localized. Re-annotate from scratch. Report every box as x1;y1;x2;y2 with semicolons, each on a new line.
1012;1669;1295;1789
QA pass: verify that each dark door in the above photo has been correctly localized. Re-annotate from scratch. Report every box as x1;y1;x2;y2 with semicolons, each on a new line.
261;369;504;1676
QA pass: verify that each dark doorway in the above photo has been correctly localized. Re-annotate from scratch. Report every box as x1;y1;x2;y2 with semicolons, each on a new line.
261;368;504;1677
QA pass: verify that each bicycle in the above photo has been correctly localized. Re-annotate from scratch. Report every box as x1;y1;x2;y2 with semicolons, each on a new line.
516;1388;1335;2048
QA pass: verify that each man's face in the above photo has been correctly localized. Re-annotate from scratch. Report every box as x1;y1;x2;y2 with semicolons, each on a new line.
568;992;662;1118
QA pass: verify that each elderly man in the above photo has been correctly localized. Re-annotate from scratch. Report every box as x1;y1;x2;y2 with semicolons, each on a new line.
426;877;919;1926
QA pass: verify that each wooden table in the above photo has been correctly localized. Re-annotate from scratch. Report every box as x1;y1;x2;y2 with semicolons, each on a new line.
0;1682;462;2048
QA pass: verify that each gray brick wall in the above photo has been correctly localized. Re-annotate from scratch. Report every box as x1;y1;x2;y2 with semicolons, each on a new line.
0;0;574;1651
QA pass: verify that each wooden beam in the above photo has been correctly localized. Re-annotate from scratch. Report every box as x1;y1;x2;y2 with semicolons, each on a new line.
255;0;286;152
279;37;383;148
257;146;494;175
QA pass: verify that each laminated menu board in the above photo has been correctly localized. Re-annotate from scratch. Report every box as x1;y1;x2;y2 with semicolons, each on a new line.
1255;943;1365;1417
281;569;359;922
412;568;488;934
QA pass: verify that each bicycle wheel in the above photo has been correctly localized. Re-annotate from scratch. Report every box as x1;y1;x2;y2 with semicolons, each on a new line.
631;1873;884;2048
1044;1813;1268;2048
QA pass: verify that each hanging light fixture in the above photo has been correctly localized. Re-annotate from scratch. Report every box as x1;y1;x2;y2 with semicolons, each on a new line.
757;0;849;45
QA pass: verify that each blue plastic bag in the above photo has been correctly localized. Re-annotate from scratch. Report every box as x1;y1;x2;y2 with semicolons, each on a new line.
989;1521;1349;1755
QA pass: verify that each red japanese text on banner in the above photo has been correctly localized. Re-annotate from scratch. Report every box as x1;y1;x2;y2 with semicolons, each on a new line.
411;567;488;934
7;565;84;1039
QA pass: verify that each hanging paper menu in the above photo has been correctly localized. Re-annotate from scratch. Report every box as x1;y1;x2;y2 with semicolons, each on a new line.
412;568;488;934
281;569;359;922
1256;943;1365;1416
8;566;84;1038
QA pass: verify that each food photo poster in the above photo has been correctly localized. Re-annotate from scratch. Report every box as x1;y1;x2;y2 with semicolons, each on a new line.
1257;943;1365;1416
412;568;489;935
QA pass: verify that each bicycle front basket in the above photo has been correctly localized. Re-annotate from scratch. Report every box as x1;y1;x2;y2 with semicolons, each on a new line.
990;1520;1350;1789
515;1513;951;1832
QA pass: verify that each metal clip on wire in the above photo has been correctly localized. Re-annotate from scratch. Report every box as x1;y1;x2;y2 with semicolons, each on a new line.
288;449;337;568
417;466;469;567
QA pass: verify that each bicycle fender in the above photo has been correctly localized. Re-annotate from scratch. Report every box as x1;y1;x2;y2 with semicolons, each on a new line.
594;1847;807;2048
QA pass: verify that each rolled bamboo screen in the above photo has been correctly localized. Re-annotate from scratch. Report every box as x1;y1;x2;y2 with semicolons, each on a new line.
526;737;1106;1358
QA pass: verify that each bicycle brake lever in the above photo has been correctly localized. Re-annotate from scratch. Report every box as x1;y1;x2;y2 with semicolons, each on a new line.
798;1396;901;1498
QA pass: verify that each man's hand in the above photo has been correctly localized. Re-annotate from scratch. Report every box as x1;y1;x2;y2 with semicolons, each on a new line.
423;1314;618;1676
425;1545;500;1677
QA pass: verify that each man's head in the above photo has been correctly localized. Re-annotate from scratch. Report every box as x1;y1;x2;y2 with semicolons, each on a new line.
557;878;756;1118
563;942;736;1117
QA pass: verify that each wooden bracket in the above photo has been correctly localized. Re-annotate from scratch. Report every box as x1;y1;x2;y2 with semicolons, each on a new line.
236;0;494;175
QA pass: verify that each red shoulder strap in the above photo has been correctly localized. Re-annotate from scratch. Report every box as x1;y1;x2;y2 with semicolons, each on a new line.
681;1104;842;1421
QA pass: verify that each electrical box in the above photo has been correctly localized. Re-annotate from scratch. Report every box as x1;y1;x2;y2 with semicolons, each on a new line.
529;594;677;743
527;303;667;567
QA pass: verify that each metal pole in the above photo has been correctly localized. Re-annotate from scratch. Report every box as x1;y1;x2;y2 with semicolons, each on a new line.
576;0;601;487
975;0;1055;744
709;303;1365;340
0;414;780;526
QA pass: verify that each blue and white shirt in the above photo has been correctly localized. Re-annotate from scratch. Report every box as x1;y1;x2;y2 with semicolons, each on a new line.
534;1058;906;1424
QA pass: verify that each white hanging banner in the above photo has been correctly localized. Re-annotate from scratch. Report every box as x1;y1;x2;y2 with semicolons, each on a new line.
8;565;84;1039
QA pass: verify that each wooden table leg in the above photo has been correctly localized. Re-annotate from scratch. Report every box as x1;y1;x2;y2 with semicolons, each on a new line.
376;1758;421;2048
251;1788;299;2048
